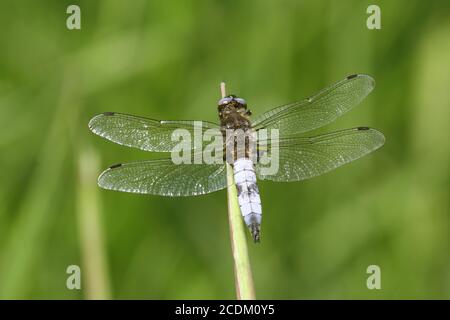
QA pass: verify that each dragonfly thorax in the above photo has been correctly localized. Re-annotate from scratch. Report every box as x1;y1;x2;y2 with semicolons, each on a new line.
218;95;252;130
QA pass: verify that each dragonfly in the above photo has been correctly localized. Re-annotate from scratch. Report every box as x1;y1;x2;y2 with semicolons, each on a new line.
88;74;385;243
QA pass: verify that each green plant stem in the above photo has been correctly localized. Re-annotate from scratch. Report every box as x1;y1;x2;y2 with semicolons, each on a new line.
77;146;111;299
222;82;255;300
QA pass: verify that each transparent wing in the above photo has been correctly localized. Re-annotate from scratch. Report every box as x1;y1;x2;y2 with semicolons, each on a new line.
256;127;385;182
252;74;375;136
98;158;228;196
88;112;221;152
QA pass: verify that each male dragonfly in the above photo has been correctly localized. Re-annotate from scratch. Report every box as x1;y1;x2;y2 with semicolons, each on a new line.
88;74;385;243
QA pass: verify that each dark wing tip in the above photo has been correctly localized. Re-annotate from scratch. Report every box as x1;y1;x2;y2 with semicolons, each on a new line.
97;163;123;189
346;73;375;82
88;112;116;132
109;163;122;169
357;127;386;148
346;73;376;89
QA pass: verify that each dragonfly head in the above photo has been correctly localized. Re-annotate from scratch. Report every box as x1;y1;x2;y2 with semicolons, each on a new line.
218;95;251;117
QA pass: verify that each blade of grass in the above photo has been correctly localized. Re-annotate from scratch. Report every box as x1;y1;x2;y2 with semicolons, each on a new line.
221;82;256;300
77;145;111;299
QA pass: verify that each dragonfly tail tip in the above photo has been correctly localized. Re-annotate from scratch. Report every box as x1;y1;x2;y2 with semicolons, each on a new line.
250;223;261;243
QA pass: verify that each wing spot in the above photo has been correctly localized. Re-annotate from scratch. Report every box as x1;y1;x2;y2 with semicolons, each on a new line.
357;126;370;130
103;112;115;116
347;74;358;80
109;163;122;169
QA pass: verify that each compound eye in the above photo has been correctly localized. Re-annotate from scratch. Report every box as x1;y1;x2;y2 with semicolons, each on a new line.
234;97;247;106
218;96;233;106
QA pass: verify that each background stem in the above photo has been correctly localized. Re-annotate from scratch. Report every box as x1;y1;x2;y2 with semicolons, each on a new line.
77;145;111;299
222;82;256;300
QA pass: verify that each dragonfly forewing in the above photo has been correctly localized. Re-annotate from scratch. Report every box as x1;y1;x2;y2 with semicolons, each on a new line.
252;74;375;136
88;112;221;152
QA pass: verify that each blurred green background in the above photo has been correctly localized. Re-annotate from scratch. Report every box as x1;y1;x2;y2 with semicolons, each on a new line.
0;0;449;299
